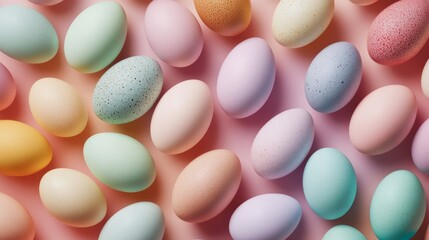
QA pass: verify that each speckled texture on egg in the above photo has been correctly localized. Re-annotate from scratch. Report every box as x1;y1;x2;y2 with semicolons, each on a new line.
93;56;163;124
367;0;429;65
305;41;362;113
193;0;251;36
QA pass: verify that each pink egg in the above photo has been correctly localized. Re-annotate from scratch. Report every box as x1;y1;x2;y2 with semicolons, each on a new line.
27;0;64;6
412;119;429;175
0;192;35;240
367;0;429;65
0;63;16;111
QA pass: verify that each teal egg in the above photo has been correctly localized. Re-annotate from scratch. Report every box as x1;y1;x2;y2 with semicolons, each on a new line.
303;148;357;220
322;225;367;240
99;202;165;240
0;5;58;63
83;132;156;193
370;170;426;240
64;1;127;73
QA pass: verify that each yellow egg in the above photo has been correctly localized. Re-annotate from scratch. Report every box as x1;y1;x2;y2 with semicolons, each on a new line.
0;120;52;176
29;78;88;137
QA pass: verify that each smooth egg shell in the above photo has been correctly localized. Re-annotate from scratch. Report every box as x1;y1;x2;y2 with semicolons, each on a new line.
0;192;35;240
29;78;88;137
0;120;52;176
412;119;429;175
39;168;107;227
421;59;429;99
251;108;314;179
322;225;367;240
229;193;302;240
217;37;275;118
349;0;378;6
145;0;203;67
349;85;416;155
150;79;213;154
172;149;241;223
27;0;64;6
0;63;16;111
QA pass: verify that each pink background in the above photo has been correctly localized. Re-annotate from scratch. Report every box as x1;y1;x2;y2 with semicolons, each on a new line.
1;0;429;239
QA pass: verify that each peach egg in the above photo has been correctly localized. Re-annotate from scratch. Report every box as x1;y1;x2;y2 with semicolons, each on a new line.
0;63;16;111
0;192;35;240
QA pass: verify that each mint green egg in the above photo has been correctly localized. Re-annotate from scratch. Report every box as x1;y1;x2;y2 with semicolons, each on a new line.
64;1;127;73
370;170;426;240
303;148;357;220
99;202;164;240
322;225;367;240
0;5;58;63
83;132;156;193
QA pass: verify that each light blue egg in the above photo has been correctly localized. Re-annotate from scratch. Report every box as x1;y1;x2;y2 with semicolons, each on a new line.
322;225;367;240
99;202;165;240
93;56;163;124
370;170;426;240
305;41;362;113
303;148;357;220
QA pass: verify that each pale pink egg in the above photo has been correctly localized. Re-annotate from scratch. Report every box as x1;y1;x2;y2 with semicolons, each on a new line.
412;119;429;175
0;63;16;111
27;0;64;6
367;0;429;65
0;192;35;240
349;0;378;6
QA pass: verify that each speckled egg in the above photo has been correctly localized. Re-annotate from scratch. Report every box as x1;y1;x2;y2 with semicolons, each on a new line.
421;59;429;99
172;149;241;223
272;0;334;48
412;119;429;175
193;0;251;36
251;108;314;179
349;0;378;6
370;170;426;239
93;56;163;124
322;225;367;240
367;0;429;65
0;192;35;240
0;63;16;111
305;42;362;113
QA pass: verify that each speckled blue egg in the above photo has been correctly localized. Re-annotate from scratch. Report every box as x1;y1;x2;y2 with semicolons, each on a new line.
370;170;426;240
305;41;362;113
322;225;367;240
93;56;163;124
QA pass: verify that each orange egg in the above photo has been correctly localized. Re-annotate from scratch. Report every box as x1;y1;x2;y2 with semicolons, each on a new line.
0;192;35;240
194;0;251;36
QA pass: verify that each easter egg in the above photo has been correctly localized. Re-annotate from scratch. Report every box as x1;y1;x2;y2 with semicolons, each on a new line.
370;170;426;239
0;63;16;111
93;56;163;124
229;194;302;240
272;0;334;48
27;0;64;6
217;37;275;118
39;168;107;227
421;59;429;99
251;108;314;179
367;0;429;65
0;192;35;240
0;5;58;63
172;149;241;223
64;1;127;73
0;120;52;176
349;0;378;6
145;0;203;67
412;119;429;175
305;42;362;113
322;225;367;240
349;85;416;155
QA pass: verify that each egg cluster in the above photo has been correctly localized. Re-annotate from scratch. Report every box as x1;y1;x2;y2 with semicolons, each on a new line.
0;0;429;239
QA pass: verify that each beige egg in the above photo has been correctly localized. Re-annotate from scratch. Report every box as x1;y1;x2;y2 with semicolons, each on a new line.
172;149;241;223
194;0;251;36
39;168;107;227
29;77;88;137
0;192;35;240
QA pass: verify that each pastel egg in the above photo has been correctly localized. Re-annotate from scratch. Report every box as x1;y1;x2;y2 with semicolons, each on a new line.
99;202;165;240
229;194;302;240
349;85;416;155
0;63;16;111
150;80;213;154
217;37;275;118
305;42;362;113
367;0;429;65
303;148;357;220
84;133;156;193
172;149;241;223
93;56;163;124
349;0;378;6
251;108;314;179
412;119;429;175
0;192;35;240
29;78;88;137
272;0;334;48
0;5;58;63
322;225;367;240
64;1;127;73
193;0;251;36
421;59;429;99
39;168;107;227
0;120;52;176
145;0;203;67
27;0;64;6
370;170;426;239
